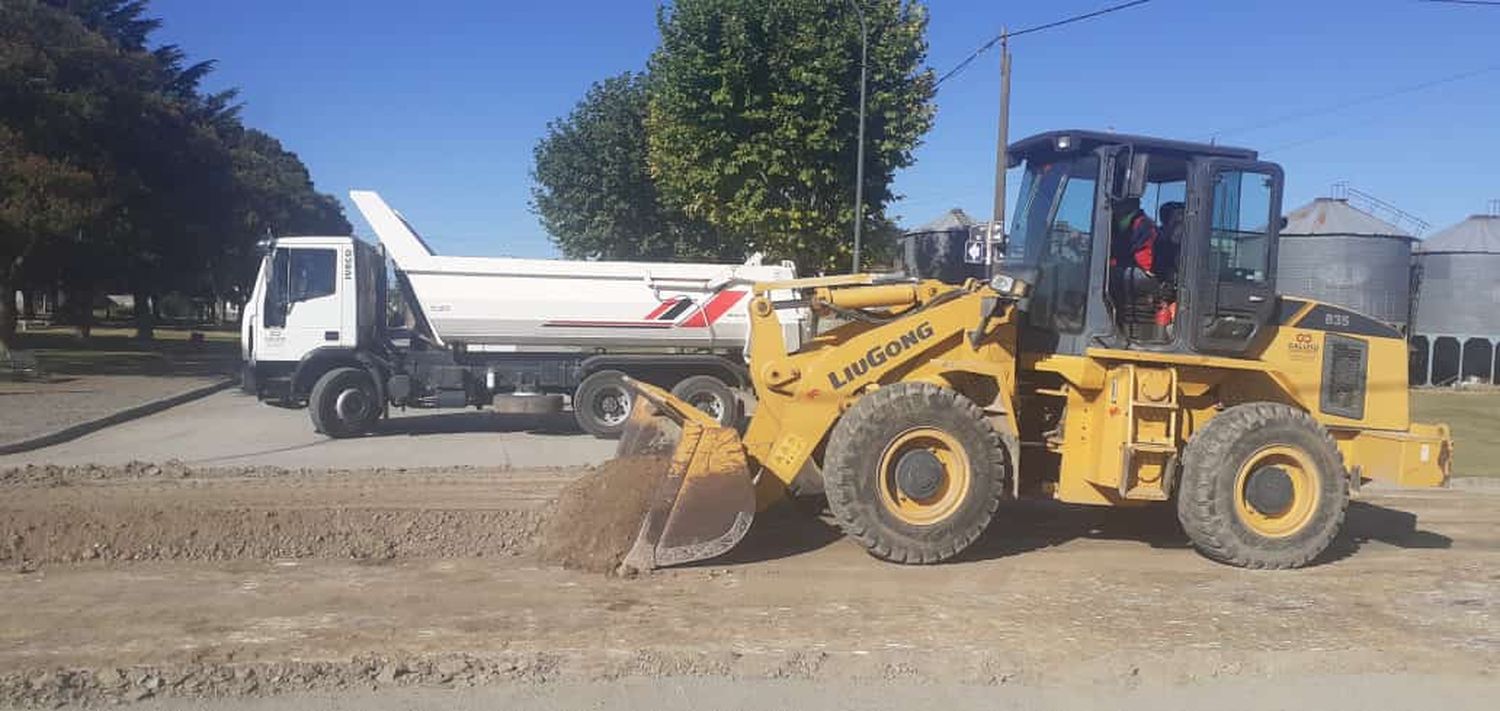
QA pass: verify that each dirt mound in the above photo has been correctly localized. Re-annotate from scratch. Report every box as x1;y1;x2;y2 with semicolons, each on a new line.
0;467;572;567
537;455;669;573
2;508;542;565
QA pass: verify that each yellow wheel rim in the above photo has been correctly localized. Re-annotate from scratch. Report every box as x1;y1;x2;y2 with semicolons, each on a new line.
1233;445;1319;538
876;427;971;526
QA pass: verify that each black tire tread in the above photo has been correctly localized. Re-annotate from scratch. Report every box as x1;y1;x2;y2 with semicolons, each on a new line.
573;369;631;439
823;382;1008;565
1176;402;1349;570
309;367;377;439
670;374;739;428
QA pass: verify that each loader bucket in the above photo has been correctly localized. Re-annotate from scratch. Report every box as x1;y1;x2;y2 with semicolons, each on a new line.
615;377;755;572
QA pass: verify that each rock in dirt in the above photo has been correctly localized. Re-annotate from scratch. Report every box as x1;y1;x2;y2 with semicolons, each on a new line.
537;455;669;574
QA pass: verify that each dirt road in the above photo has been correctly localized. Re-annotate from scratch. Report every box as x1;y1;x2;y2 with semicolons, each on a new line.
2;465;1496;708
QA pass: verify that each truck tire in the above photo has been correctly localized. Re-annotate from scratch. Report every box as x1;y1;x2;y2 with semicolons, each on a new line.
309;367;381;439
670;375;739;428
823;383;1009;564
573;369;633;439
1176;402;1349;569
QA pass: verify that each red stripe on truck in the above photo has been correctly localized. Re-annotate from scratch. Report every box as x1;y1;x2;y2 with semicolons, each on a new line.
642;297;682;320
678;290;746;328
542;320;675;329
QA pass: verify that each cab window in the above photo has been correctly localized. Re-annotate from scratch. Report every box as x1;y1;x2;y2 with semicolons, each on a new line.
290;249;337;301
1208;171;1275;286
1008;156;1099;334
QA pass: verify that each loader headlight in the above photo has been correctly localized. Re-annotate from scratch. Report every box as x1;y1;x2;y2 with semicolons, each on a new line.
988;273;1030;298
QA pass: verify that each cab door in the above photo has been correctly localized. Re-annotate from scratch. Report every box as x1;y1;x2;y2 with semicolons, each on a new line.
258;245;346;362
1189;159;1282;355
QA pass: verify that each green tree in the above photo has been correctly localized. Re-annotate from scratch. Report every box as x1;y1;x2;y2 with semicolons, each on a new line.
532;73;712;260
0;128;101;352
221;128;350;300
0;0;350;346
647;0;935;272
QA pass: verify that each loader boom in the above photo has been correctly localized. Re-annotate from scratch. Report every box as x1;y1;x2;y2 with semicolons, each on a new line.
738;278;1022;508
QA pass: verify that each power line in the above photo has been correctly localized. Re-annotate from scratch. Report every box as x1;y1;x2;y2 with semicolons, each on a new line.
935;0;1153;87
1209;65;1498;143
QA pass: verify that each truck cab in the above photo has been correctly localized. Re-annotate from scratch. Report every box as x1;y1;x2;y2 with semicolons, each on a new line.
242;236;384;404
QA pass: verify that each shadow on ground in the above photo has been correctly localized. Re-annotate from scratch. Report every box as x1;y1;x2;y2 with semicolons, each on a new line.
719;497;1454;568
369;411;585;437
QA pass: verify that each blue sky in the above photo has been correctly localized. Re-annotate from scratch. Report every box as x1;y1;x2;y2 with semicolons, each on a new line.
153;0;1499;258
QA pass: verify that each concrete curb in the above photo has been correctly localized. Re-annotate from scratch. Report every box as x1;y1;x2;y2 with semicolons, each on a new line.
0;378;237;455
1449;476;1500;490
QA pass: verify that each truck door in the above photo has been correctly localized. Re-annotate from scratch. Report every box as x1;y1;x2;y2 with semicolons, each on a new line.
1189;159;1282;355
258;245;346;362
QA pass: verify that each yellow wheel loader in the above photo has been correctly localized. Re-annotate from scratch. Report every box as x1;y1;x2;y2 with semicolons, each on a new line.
613;130;1451;572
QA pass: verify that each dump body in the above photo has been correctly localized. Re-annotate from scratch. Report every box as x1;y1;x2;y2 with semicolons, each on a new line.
349;191;803;351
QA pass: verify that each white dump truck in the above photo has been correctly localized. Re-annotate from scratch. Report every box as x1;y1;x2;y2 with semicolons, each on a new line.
241;191;804;438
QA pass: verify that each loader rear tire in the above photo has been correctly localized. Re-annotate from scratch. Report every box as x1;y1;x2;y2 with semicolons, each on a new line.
823;383;1008;565
1176;402;1348;569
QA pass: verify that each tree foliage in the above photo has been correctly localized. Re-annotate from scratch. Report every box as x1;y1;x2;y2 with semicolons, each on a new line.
646;0;935;271
532;73;709;260
0;0;348;347
531;0;934;271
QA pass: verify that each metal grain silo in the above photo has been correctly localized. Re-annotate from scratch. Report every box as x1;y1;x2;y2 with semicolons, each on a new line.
901;208;987;283
1278;198;1415;331
1411;213;1500;385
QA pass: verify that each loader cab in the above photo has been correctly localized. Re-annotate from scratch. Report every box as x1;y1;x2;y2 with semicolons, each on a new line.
1001;130;1283;358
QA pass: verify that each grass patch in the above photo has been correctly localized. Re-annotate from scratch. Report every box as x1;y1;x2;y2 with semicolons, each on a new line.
1411;389;1500;478
11;328;239;378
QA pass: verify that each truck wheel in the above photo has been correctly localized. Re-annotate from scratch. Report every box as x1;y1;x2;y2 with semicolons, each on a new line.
309;367;380;438
1176;402;1349;569
573;369;633;439
823;383;1009;564
670;375;739;428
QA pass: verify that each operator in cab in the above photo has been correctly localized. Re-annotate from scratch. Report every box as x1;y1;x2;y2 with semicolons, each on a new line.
1110;198;1180;339
1110;197;1159;274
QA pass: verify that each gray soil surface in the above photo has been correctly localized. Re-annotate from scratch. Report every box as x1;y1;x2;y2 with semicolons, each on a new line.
0;375;224;445
0;464;1496;708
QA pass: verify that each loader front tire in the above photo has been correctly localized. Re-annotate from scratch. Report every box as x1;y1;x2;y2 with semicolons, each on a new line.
1176;402;1349;569
823;383;1008;564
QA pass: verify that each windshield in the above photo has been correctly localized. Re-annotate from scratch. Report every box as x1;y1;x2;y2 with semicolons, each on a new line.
1006;157;1097;264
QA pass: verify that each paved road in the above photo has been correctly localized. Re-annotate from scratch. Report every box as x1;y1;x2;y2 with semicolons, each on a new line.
0;389;617;469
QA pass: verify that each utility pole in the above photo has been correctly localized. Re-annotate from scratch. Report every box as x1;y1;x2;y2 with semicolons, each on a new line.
848;0;869;274
989;30;1011;275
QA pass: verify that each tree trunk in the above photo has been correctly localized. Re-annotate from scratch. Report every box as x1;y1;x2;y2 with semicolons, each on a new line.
20;289;36;320
0;275;16;355
74;287;94;339
134;289;154;340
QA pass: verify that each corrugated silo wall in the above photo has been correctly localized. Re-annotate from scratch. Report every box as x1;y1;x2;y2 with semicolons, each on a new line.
1413;253;1500;337
1411;252;1500;385
1276;234;1413;328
